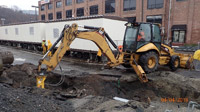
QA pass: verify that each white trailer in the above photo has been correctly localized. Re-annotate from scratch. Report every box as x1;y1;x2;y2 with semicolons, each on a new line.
0;16;127;60
0;22;45;49
44;16;126;52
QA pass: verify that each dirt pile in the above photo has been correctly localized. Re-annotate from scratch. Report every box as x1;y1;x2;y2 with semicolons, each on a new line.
0;83;75;112
148;71;200;103
1;63;200;111
0;63;37;88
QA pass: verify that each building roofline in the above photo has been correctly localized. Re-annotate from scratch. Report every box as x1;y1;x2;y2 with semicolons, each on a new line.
0;15;127;27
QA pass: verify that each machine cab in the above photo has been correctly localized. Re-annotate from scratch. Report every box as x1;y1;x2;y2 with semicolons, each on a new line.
123;22;162;53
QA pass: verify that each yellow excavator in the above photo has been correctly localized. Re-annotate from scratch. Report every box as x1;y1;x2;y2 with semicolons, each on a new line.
36;22;193;88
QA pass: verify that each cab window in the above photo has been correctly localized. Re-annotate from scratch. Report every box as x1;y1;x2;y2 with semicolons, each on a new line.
124;26;138;51
137;24;151;49
137;24;151;42
152;25;161;42
152;24;162;50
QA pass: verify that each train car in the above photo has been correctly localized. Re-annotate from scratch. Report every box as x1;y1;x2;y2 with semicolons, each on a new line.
0;16;127;60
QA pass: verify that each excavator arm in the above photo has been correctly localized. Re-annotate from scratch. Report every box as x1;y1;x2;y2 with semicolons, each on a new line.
37;23;147;88
38;23;123;72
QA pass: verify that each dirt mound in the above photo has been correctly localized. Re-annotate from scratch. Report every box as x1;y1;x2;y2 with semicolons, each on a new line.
1;63;200;103
1;63;200;111
0;63;156;106
0;83;74;112
148;71;200;103
0;63;37;88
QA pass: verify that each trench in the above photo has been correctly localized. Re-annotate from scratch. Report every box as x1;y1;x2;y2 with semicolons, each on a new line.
0;63;200;104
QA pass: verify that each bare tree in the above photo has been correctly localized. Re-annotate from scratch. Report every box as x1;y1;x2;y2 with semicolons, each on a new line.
0;6;36;25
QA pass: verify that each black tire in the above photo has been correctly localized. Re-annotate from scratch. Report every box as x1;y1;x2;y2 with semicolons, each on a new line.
139;51;159;73
169;55;180;71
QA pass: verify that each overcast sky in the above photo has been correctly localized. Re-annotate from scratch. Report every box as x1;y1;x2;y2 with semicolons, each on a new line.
0;0;39;10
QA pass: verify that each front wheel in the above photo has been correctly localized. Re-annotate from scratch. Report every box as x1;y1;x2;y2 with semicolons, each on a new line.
139;51;159;73
169;55;180;71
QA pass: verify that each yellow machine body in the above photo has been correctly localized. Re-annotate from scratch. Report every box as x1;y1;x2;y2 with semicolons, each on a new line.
130;42;193;70
136;43;160;54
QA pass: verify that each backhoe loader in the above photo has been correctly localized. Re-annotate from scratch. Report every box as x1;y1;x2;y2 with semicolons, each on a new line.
36;22;193;88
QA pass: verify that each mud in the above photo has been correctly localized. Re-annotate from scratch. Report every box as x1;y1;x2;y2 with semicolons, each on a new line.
0;63;200;111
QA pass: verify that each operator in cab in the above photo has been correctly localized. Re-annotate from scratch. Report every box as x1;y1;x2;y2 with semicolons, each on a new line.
137;31;145;41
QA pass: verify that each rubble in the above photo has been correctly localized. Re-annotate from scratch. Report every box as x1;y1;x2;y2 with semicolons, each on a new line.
0;63;200;111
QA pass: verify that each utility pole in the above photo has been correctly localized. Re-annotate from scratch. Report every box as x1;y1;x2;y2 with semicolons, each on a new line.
1;18;5;25
142;0;144;22
167;0;172;44
32;5;39;21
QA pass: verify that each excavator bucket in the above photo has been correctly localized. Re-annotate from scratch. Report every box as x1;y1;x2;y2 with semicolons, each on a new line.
36;75;47;89
129;54;148;83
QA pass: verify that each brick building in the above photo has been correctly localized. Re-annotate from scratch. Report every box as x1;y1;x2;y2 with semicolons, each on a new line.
38;0;200;45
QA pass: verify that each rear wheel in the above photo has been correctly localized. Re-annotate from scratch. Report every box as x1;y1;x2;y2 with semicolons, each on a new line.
139;51;159;73
169;55;180;71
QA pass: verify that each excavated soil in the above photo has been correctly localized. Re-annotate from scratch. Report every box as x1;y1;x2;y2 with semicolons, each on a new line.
0;63;200;112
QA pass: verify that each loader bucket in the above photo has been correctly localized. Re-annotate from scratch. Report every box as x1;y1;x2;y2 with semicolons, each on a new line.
178;53;193;69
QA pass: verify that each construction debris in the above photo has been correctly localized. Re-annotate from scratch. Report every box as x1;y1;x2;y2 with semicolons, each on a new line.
0;63;200;111
113;97;129;103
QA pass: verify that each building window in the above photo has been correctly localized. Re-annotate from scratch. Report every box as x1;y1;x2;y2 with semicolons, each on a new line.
123;0;136;11
90;5;98;15
77;8;84;17
105;0;115;13
53;28;59;38
41;5;45;11
76;0;84;3
146;15;162;24
56;12;62;19
147;0;163;9
172;25;186;43
15;28;19;35
41;15;45;20
66;10;72;18
66;0;72;6
5;29;8;34
56;1;62;8
29;27;34;35
48;3;53;9
173;31;186;43
48;13;53;20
